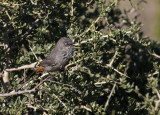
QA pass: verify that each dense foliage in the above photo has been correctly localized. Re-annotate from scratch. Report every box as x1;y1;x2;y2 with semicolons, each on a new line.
0;0;160;114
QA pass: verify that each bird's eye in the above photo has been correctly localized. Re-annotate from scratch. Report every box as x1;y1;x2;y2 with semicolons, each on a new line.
64;43;67;46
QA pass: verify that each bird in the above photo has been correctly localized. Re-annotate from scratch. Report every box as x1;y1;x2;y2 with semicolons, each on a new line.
36;37;74;73
17;37;74;91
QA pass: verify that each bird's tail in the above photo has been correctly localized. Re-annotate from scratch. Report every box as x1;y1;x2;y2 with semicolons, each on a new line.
36;66;44;74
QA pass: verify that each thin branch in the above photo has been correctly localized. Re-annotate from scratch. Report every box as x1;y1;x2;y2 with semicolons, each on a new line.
111;67;130;78
148;71;159;77
94;82;106;85
74;38;94;46
66;57;89;69
27;103;55;112
47;81;81;94
0;88;36;97
3;70;9;83
107;50;118;67
92;53;129;78
17;73;49;91
78;0;116;38
80;105;92;112
151;53;160;59
154;89;160;111
104;83;116;110
148;50;160;59
69;105;92;114
6;62;37;72
52;93;68;109
29;46;38;60
78;16;100;37
3;23;9;90
0;73;50;97
10;19;41;42
71;0;74;17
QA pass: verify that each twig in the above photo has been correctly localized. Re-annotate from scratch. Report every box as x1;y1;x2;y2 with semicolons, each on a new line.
111;67;130;78
48;81;81;94
94;82;106;85
154;89;160;111
107;50;118;67
52;93;68;109
1;68;71;97
29;46;38;60
102;35;116;42
6;62;37;71
71;0;74;17
3;23;9;90
78;16;100;37
87;0;93;5
34;71;65;90
0;88;36;97
105;50;129;78
104;83;116;110
0;73;50;97
74;38;94;46
27;104;55;112
66;57;89;69
69;105;92;114
80;105;92;112
151;53;160;59
92;53;129;78
148;71;159;77
78;0;116;38
3;70;9;83
10;19;41;42
148;50;160;59
17;73;49;91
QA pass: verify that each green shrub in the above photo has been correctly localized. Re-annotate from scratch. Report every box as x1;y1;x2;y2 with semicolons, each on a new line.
0;0;160;114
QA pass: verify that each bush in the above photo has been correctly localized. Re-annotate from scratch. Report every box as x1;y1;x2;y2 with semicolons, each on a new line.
0;0;160;114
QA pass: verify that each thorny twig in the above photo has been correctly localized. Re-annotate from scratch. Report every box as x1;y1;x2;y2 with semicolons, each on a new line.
154;89;160;111
6;62;37;71
107;50;118;67
104;83;116;110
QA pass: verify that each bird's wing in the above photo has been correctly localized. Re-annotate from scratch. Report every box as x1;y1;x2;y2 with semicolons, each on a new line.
39;58;57;67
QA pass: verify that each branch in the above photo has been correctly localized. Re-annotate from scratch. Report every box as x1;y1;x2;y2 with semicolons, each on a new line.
107;50;118;67
69;105;92;114
148;50;160;59
78;16;100;37
80;105;92;112
111;67;130;78
6;62;37;72
154;89;160;111
10;19;41;42
3;70;9;83
27;104;55;112
17;73;49;91
151;53;160;59
52;93;68;109
148;71;159;77
29;45;38;60
104;83;116;110
0;67;75;97
3;23;9;90
48;81;81;94
0;73;50;97
0;88;36;97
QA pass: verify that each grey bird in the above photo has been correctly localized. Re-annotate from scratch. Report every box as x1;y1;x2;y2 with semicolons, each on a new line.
36;37;74;73
17;37;73;91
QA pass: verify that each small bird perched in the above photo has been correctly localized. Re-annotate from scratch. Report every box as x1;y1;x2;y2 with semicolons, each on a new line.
36;37;74;73
17;37;74;91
